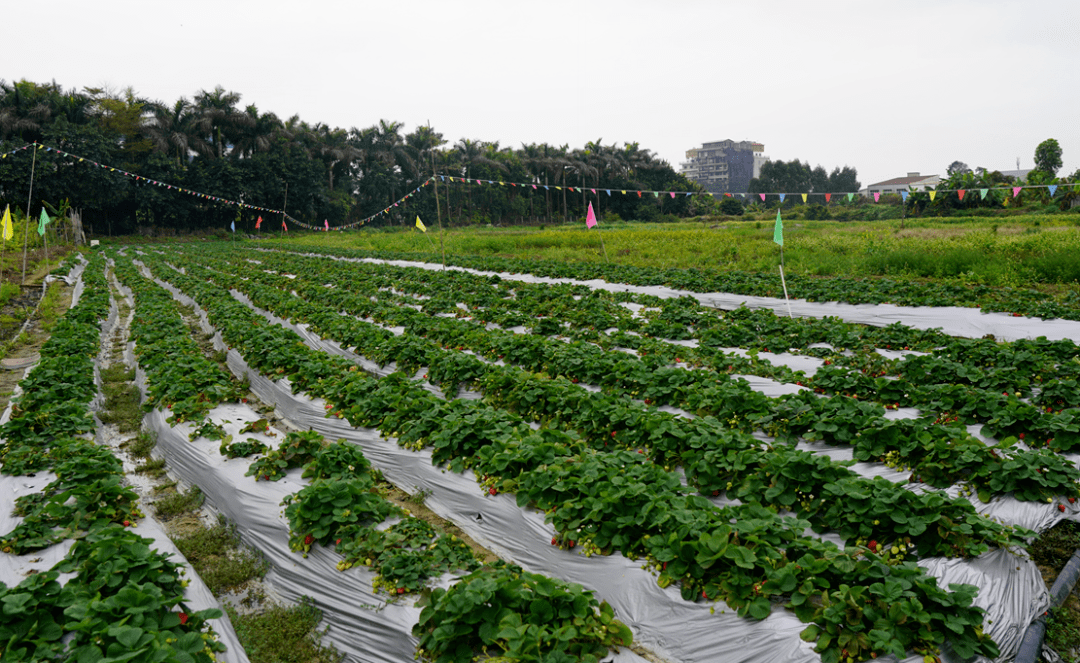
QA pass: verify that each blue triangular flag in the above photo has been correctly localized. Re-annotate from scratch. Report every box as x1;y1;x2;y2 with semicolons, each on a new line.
606;190;611;196
901;191;909;202
230;220;235;232
1049;185;1058;197
778;193;786;202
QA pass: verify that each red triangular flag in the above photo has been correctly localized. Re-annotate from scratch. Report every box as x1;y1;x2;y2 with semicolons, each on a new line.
825;193;831;202
958;189;966;201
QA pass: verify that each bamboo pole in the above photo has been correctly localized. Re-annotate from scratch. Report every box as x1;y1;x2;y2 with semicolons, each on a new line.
21;145;38;285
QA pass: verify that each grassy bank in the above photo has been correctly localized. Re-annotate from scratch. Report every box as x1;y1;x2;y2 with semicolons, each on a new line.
275;214;1080;291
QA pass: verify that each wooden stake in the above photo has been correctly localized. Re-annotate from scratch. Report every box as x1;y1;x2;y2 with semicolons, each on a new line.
430;125;446;270
21;145;37;285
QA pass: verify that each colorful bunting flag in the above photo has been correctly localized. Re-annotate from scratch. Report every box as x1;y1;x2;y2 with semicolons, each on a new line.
800;194;807;203
282;220;288;232
929;191;937;201
415;215;427;232
1049;185;1058;197
847;193;854;202
230;220;235;233
37;209;50;236
873;192;880;203
669;192;675;198
773;209;783;247
979;189;988;200
779;194;786;202
585;202;597;229
825;193;831;203
256;216;263;229
1013;187;1022;198
2;205;12;241
759;193;766;202
901;191;909;202
324;219;330;231
957;189;966;201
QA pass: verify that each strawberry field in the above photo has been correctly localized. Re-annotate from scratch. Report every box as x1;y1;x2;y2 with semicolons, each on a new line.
5;240;1080;663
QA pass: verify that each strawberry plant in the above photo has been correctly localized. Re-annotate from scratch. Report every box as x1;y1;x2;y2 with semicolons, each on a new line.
413;563;633;663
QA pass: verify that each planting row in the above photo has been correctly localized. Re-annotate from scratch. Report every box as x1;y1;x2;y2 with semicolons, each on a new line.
135;251;1002;663
165;247;1080;513
279;242;1080;321
109;252;636;663
192;246;1080;448
0;254;227;663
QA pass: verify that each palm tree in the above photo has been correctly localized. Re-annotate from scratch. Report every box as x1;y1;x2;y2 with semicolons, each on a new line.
230;104;284;159
144;98;207;166
192;86;254;158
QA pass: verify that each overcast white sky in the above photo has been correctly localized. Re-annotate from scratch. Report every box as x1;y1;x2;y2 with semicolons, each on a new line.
6;0;1078;189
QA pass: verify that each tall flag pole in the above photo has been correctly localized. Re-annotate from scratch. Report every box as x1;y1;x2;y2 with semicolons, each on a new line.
21;145;38;285
430;133;446;271
280;183;288;239
585;202;608;263
773;208;793;318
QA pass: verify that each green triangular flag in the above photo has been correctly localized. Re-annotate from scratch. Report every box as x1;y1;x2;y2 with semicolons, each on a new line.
846;193;854;202
773;209;783;246
979;188;988;200
37;209;50;236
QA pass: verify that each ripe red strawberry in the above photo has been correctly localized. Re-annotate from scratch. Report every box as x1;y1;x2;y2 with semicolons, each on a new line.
178;612;188;625
701;590;707;599
335;538;342;545
611;431;616;437
1070;497;1076;504
488;487;497;495
1019;433;1025;439
304;534;314;546
397;587;405;594
1060;504;1067;512
867;540;878;552
551;536;558;545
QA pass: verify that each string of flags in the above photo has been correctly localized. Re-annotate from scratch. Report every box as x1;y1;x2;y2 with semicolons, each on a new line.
436;173;1077;202
282;178;434;231
1;141;435;233
1;142;284;214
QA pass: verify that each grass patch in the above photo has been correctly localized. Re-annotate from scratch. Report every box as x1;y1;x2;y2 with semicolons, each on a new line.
123;431;156;459
227;599;341;663
135;457;167;477
100;364;136;382
173;521;268;595
152;485;203;519
1030;520;1080;659
38;281;65;332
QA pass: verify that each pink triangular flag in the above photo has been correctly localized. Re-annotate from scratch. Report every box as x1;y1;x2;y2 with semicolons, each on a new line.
759;193;766;201
669;191;675;198
958;189;966;201
585;202;597;229
1013;186;1022;198
591;189;596;194
873;192;881;202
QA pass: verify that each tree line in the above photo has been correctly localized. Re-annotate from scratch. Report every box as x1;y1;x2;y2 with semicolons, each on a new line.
0;80;699;235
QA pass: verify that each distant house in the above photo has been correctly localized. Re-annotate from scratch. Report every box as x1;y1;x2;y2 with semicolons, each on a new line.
862;172;940;197
992;169;1033;181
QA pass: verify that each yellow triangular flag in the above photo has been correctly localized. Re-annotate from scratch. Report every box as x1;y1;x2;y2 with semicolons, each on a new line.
801;193;808;203
929;191;937;201
415;215;427;232
2;205;13;241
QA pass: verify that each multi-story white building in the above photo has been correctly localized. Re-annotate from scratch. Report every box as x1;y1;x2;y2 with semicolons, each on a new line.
679;140;766;194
